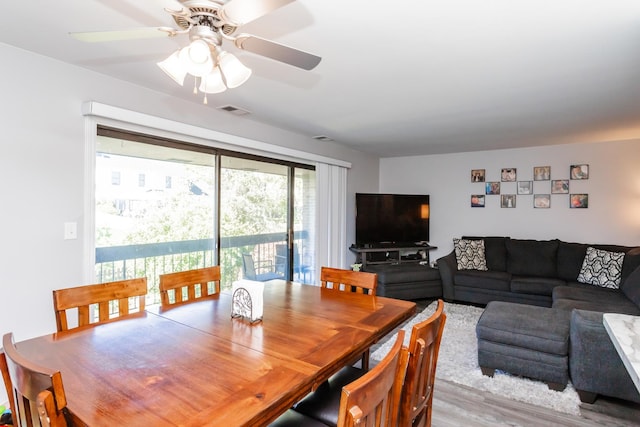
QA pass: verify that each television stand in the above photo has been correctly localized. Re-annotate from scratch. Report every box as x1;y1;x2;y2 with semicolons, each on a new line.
349;244;437;269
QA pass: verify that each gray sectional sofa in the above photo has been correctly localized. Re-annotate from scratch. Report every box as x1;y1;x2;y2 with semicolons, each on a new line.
437;236;640;403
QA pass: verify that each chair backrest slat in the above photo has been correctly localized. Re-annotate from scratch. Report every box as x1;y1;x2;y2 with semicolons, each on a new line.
53;278;147;332
320;267;377;296
398;299;446;427
1;333;69;427
159;266;221;308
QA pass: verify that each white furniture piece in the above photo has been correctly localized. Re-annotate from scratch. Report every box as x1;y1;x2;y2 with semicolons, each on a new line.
603;313;640;393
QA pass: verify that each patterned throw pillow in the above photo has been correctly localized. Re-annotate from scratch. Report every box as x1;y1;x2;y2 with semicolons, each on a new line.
454;238;488;271
577;247;625;289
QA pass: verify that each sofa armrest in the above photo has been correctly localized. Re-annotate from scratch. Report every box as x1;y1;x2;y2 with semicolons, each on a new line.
569;309;640;403
437;251;457;301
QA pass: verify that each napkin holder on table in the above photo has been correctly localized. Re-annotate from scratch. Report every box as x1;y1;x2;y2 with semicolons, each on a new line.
231;279;264;323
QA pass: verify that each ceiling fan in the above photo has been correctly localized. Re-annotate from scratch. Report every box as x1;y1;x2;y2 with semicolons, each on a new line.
70;0;321;101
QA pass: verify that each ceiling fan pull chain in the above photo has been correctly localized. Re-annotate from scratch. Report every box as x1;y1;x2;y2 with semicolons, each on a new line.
193;76;198;95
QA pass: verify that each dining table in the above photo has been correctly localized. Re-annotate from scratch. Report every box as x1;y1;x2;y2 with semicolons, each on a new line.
13;280;416;426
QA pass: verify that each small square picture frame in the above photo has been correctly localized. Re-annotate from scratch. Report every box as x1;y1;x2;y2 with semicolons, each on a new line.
517;181;533;195
534;194;550;208
471;194;485;207
551;179;569;194
471;169;485;182
570;194;589;208
501;168;517;182
501;194;516;208
533;166;551;181
570;164;589;180
485;182;500;195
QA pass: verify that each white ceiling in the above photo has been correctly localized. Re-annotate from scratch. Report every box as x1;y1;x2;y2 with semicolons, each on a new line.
2;0;640;157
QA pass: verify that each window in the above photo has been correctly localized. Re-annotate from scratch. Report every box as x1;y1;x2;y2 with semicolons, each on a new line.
94;126;316;304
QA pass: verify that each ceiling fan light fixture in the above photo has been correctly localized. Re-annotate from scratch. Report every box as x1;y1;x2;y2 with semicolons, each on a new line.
179;39;214;77
217;51;252;89
199;67;227;94
157;50;187;86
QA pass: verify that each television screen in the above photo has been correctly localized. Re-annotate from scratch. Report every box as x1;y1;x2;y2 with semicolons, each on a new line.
355;193;430;247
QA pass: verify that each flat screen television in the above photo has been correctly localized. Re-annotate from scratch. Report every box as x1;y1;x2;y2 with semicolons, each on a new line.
355;193;430;247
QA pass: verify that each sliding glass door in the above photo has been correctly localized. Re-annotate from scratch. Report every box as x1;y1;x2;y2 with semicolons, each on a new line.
219;157;316;288
93;127;316;304
95;134;217;303
292;167;316;283
219;157;288;288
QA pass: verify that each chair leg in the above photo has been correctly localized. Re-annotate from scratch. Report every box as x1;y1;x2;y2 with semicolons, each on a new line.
362;349;370;371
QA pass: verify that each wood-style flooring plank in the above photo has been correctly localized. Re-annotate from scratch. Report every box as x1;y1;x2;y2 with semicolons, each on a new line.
432;379;640;427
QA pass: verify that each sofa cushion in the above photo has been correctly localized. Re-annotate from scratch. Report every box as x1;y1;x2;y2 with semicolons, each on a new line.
365;263;440;283
552;284;640;315
506;239;559;278
621;247;640;284
557;242;640;284
476;301;571;355
577;247;625;289
454;238;488;270
462;236;508;271
510;276;566;296
557;241;589;282
454;270;511;291
621;265;640;308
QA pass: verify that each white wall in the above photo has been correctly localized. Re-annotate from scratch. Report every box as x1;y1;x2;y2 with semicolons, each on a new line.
380;139;640;261
0;41;379;405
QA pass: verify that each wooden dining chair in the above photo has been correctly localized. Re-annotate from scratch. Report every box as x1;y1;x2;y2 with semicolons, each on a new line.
320;266;378;370
0;346;15;425
2;333;69;427
398;299;447;427
320;266;377;295
53;277;147;332
338;329;407;426
295;301;447;427
159;266;220;308
294;330;407;427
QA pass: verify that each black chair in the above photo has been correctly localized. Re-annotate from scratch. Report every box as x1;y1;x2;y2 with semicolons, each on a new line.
268;409;328;427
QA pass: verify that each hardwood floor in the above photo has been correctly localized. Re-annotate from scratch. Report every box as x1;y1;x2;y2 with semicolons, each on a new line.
407;299;640;426
432;379;640;427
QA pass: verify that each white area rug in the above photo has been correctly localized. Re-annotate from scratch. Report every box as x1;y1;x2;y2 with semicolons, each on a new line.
371;301;581;415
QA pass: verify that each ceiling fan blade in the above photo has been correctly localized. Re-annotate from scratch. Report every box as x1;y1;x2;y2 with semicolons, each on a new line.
70;27;170;43
235;34;321;70
220;0;295;26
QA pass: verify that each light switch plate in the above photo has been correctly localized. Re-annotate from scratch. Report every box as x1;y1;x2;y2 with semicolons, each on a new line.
64;222;77;240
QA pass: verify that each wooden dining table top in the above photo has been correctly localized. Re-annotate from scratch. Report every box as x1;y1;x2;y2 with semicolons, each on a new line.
15;280;415;427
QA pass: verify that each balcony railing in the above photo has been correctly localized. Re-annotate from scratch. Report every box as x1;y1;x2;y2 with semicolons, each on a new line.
95;231;311;305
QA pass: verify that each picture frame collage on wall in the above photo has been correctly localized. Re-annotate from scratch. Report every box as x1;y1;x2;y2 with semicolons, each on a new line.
470;164;589;209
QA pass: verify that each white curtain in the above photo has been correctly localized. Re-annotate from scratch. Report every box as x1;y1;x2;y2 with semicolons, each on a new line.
316;163;348;276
